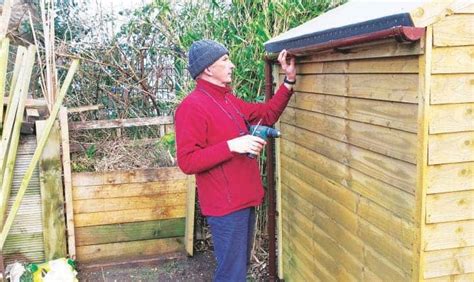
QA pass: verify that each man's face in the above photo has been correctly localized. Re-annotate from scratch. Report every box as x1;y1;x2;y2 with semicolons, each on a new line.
208;54;235;85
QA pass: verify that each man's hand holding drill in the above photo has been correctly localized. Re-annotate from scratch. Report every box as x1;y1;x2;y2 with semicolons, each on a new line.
227;135;267;156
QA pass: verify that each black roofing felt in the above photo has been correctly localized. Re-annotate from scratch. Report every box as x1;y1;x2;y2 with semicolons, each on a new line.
264;13;414;53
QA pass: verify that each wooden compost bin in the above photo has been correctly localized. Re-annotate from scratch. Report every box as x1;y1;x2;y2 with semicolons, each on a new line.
268;1;474;281
71;167;194;264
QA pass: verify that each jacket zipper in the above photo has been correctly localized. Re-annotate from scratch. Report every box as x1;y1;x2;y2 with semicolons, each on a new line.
219;165;232;204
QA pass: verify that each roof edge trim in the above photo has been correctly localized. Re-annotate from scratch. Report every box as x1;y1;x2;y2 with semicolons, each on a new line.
266;26;425;59
265;13;414;53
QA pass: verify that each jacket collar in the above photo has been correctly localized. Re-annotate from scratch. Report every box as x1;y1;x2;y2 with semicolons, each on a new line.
196;79;232;99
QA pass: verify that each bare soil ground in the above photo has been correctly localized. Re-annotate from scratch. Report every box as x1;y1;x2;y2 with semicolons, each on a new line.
77;251;216;282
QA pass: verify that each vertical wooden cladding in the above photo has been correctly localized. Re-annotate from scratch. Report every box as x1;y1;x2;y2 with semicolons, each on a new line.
278;40;421;281
72;167;189;263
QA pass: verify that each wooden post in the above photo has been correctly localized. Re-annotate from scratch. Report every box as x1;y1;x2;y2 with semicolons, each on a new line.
59;107;76;259
36;120;67;260
4;47;27;123
184;175;196;256
0;59;79;249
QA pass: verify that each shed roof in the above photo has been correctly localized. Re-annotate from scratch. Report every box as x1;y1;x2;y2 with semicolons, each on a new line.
265;0;472;53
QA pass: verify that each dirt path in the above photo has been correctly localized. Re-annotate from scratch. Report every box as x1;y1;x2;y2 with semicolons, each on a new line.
78;251;216;282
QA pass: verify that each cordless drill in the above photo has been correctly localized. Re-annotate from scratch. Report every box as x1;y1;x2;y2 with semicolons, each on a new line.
247;125;281;159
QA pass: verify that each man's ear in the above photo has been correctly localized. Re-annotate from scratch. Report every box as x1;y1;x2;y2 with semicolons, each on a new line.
203;67;213;76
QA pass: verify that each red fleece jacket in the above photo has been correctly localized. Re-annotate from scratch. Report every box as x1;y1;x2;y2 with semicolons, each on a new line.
175;79;293;216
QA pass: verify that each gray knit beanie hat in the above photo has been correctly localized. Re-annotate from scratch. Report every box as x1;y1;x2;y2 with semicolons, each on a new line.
188;39;229;80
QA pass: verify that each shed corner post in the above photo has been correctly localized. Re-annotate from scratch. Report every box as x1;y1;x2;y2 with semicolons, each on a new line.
413;25;432;282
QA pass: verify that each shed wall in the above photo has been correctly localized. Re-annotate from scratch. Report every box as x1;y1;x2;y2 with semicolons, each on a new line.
277;40;422;281
72;167;188;264
422;9;474;281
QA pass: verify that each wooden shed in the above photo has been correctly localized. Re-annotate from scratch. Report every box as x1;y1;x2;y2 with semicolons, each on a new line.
264;0;474;281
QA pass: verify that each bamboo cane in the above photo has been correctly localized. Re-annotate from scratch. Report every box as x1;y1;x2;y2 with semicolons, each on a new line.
0;45;36;227
0;0;12;38
0;38;9;124
0;46;30;185
0;59;79;249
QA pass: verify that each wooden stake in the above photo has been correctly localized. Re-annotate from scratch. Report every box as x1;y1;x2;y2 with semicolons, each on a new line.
4;46;27;123
184;175;196;256
0;46;36;227
0;59;79;249
0;38;9;124
0;46;32;187
0;0;12;38
59;106;76;259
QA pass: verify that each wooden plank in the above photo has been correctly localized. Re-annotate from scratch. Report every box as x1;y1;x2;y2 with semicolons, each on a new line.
364;245;410;281
281;170;359;234
281;140;415;221
432;46;474;74
76;237;184;263
410;0;471;27
36;121;67;260
426;190;474;223
184;176;195;256
425;272;474;282
290;73;419;103
424;220;474;251
281;123;417;194
460;3;474;13
280;154;359;213
73;193;186;214
358;219;413;273
298;40;422;63
67;104;102;113
433;15;474;47
429;104;474;134
427;162;474;194
75;218;185;246
423;246;474;279
74;205;186;227
428;132;474;165
72;167;186;186
284;108;418;164
3;97;48;108
357;197;415;249
431;74;474;104
59;107;76;259
73;179;187;200
68;116;173;131
282;56;418;74
288;92;418;133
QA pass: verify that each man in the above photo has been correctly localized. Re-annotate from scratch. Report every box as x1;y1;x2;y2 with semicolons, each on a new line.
175;39;296;281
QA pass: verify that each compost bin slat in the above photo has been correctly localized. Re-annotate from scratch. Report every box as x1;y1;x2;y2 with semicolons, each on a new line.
431;74;474;104
424;220;474;251
75;218;185;246
427;162;474;194
429;104;474;134
76;237;184;264
72;179;187;200
73;192;186;214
